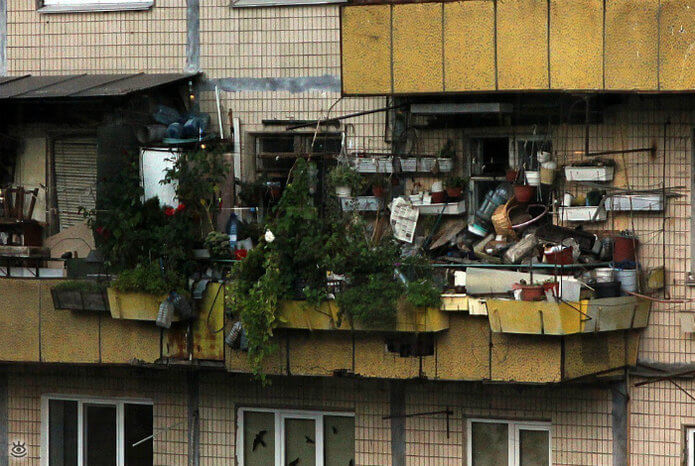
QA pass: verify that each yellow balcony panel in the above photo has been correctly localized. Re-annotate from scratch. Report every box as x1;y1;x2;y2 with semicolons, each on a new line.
100;318;161;364
487;297;651;336
277;300;449;333
0;279;41;362
107;288;172;322
354;333;436;379
392;3;443;93
491;333;561;383
443;1;495;91
436;314;490;381
341;5;392;95
660;0;695;90
605;0;659;90
289;332;353;377
549;0;603;90
496;0;549;90
564;331;641;380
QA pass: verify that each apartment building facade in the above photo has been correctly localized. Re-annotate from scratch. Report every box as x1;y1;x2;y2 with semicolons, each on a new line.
0;1;693;465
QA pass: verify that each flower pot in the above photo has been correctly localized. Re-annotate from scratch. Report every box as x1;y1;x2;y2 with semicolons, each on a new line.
372;186;386;198
543;245;573;265
513;185;536;203
335;186;352;198
446;187;463;200
431;191;446;204
519;285;545;301
525;171;541;186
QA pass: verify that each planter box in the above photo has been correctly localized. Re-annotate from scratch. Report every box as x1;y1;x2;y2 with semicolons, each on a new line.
51;288;110;312
413;200;466;215
417;158;453;173
107;288;175;321
557;205;606;222
564;165;614;182
340;196;384;212
399;157;418;172
351;157;393;173
605;194;664;211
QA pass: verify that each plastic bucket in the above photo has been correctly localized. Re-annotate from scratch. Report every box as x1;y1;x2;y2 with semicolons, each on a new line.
594;267;615;283
615;267;638;293
525;171;541;186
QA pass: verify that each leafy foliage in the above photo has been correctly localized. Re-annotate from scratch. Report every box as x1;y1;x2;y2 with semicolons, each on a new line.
327;163;363;192
111;262;185;296
53;280;106;292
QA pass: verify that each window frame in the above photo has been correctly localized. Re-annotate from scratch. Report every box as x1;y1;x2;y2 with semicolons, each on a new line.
231;0;346;8
40;394;153;466
466;418;552;466
38;0;154;14
687;426;695;466
236;407;354;466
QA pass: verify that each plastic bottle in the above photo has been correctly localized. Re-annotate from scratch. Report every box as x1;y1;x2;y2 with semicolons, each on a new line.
227;213;238;250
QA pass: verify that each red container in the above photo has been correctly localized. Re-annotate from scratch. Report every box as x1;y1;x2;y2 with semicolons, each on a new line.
431;191;446;203
372;186;385;198
446;187;463;200
513;185;536;203
613;236;638;263
519;285;545;301
544;246;573;265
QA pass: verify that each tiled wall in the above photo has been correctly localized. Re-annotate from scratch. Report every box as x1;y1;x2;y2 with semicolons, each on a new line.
6;366;189;466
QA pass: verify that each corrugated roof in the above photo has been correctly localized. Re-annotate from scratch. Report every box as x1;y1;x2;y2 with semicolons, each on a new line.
0;73;197;99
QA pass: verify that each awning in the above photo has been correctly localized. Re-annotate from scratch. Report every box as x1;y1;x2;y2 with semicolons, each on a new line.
0;73;197;100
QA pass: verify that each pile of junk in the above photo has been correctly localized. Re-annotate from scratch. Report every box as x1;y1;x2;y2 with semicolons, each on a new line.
395;160;654;304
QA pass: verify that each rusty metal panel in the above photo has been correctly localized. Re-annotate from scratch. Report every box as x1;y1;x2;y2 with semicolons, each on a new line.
443;1;495;91
549;0;603;90
605;0;659;90
392;3;443;93
659;0;695;90
496;0;549;90
341;5;392;95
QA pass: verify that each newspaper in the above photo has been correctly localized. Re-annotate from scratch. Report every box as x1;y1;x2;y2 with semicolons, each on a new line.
389;197;419;243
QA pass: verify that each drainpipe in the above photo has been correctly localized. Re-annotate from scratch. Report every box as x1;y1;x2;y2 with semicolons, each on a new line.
611;380;628;466
390;381;405;466
187;371;200;466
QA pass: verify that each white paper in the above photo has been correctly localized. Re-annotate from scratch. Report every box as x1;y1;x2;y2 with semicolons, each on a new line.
390;197;419;243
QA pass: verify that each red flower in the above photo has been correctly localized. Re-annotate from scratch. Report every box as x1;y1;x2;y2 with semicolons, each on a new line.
95;226;110;239
176;203;186;212
234;249;248;260
164;207;176;217
95;226;104;235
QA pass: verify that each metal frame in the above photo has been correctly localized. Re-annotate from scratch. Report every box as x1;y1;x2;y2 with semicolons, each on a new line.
236;407;354;466
465;418;552;466
231;0;345;8
40;394;153;466
38;0;153;13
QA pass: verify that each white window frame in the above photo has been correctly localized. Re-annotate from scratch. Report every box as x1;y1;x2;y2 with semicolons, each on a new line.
236;407;354;466
38;0;154;14
466;418;552;466
231;0;345;8
40;394;153;466
687;426;695;466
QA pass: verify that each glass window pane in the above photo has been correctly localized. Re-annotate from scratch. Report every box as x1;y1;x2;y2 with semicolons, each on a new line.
324;416;354;466
471;422;508;466
285;418;316;466
49;400;78;466
243;412;275;465
124;404;153;466
520;429;549;466
84;404;117;466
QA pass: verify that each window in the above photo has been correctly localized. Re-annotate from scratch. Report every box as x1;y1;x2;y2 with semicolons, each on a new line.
467;419;551;466
236;408;354;466
231;0;345;8
687;427;695;466
41;395;153;466
39;0;154;13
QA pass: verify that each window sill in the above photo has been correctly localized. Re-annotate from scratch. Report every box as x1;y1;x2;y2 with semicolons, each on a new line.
38;1;153;13
231;0;346;7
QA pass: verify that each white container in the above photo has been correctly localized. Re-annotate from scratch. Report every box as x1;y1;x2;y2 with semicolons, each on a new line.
557;205;607;222
537;151;551;163
431;181;444;192
563;193;574;207
614;267;638;293
400;157;418;172
525;171;541;186
605;194;664;211
413;200;466;215
340;196;383;212
564;165;615;182
593;267;616;283
438;158;454;172
335;186;351;198
352;157;393;173
417;158;453;173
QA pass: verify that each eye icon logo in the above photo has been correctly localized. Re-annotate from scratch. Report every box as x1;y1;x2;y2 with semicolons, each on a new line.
10;441;27;458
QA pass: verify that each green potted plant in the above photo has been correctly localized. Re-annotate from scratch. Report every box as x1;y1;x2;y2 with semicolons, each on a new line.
368;174;388;198
444;176;466;200
328;164;363;197
51;280;109;312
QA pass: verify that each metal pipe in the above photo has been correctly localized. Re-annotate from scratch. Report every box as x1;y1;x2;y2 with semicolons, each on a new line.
579;146;656;157
286;104;406;130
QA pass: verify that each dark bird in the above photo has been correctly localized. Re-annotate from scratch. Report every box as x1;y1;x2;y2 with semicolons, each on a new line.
288;458;299;466
305;435;315;444
331;426;338;434
252;430;267;451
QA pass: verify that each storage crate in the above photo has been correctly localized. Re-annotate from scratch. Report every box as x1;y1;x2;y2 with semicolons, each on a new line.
564;166;614;182
605;194;664;211
557;205;607;222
